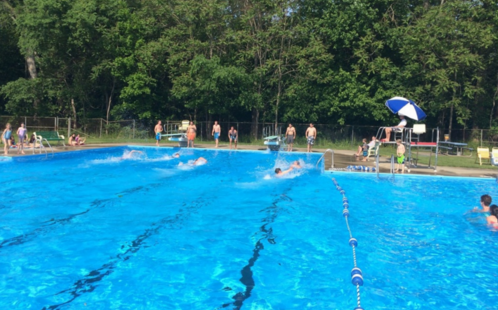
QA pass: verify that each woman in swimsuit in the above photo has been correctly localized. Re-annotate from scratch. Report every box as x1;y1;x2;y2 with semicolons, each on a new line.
187;122;196;148
17;123;27;154
2;123;12;155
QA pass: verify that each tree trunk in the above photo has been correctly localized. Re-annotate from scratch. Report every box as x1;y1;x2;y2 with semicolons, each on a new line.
251;108;259;140
71;98;77;129
448;104;454;139
26;54;39;114
490;73;498;129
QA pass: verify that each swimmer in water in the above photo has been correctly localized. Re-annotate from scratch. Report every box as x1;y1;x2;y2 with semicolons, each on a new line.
193;157;207;165
473;194;492;213
122;150;143;159
179;157;207;166
172;152;180;158
275;167;293;177
487;205;498;228
290;160;302;169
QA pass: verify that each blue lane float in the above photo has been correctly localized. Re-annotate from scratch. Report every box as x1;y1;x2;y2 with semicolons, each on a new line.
347;165;376;172
332;178;365;310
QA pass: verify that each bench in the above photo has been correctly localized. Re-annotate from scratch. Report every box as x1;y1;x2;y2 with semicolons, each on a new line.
34;131;66;147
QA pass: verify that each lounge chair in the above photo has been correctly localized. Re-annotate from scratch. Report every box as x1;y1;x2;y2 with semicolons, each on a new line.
178;120;189;132
365;141;381;161
491;148;498;166
476;147;490;165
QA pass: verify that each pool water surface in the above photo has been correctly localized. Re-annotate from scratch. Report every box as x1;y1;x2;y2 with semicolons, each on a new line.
0;146;497;310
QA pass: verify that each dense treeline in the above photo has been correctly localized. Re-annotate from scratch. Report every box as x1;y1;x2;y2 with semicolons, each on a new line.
1;0;498;138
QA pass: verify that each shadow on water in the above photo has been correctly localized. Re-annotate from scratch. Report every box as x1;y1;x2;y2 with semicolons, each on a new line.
42;198;208;310
219;192;292;310
0;186;153;250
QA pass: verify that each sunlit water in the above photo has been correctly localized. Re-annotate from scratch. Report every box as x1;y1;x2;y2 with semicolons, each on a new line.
0;146;497;309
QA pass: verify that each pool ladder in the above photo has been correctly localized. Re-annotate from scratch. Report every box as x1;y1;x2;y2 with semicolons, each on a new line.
316;149;334;169
33;137;54;158
375;154;395;179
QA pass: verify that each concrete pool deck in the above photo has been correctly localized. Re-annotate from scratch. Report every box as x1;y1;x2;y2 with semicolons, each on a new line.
4;141;497;178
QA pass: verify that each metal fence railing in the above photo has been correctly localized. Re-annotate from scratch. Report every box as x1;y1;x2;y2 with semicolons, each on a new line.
1;115;498;148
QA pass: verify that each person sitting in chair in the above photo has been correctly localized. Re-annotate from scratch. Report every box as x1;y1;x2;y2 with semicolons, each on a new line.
385;115;407;142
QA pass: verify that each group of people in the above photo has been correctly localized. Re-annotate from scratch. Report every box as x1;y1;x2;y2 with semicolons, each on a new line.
2;123;30;155
284;123;317;153
154;120;239;149
68;134;86;146
474;194;498;228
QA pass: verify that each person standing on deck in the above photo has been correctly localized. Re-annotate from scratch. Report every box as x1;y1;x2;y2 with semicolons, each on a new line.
285;124;296;152
212;121;221;148
228;126;238;150
305;123;317;153
16;123;27;155
396;139;406;173
154;121;163;147
187;121;197;148
2;123;12;155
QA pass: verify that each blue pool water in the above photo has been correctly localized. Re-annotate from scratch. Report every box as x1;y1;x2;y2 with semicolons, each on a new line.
0;146;497;309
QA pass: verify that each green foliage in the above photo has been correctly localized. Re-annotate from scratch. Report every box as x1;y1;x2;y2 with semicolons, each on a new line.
0;0;498;134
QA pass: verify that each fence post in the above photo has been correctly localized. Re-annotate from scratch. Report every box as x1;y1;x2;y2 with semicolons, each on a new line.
100;119;102;138
201;122;203;142
24;116;27;130
54;117;57;131
481;129;483;147
132;120;135;139
351;126;354;147
68;118;71;138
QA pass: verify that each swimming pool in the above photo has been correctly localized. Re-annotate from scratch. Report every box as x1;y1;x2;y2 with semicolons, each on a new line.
0;147;497;309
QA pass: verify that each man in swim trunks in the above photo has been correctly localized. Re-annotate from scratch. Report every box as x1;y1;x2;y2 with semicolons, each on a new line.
228;126;238;150
385;115;407;142
154;120;163;147
187;121;197;148
212;121;221;148
396;139;406;173
285;123;296;152
305;123;317;153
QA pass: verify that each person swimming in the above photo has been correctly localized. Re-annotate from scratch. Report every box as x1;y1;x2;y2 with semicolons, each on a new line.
275;167;293;177
290;160;302;169
121;150;143;159
179;157;207;167
172;152;180;158
487;205;498;228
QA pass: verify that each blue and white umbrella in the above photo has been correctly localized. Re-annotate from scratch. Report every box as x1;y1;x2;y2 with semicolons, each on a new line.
385;96;426;121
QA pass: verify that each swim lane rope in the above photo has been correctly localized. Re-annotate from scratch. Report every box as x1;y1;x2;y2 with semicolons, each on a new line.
332;178;364;310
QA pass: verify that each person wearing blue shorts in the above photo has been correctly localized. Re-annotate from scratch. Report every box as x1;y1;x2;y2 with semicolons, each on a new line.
212;121;221;148
154;120;162;147
2;123;12;155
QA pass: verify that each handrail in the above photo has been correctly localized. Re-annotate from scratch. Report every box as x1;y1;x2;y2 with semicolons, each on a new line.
316;149;334;169
390;155;395;176
376;152;380;178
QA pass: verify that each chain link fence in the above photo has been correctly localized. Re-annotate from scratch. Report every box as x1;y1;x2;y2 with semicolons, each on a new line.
1;115;498;148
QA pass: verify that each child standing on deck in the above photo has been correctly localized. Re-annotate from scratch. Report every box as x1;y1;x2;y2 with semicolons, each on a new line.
396;139;406;174
2;123;12;155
